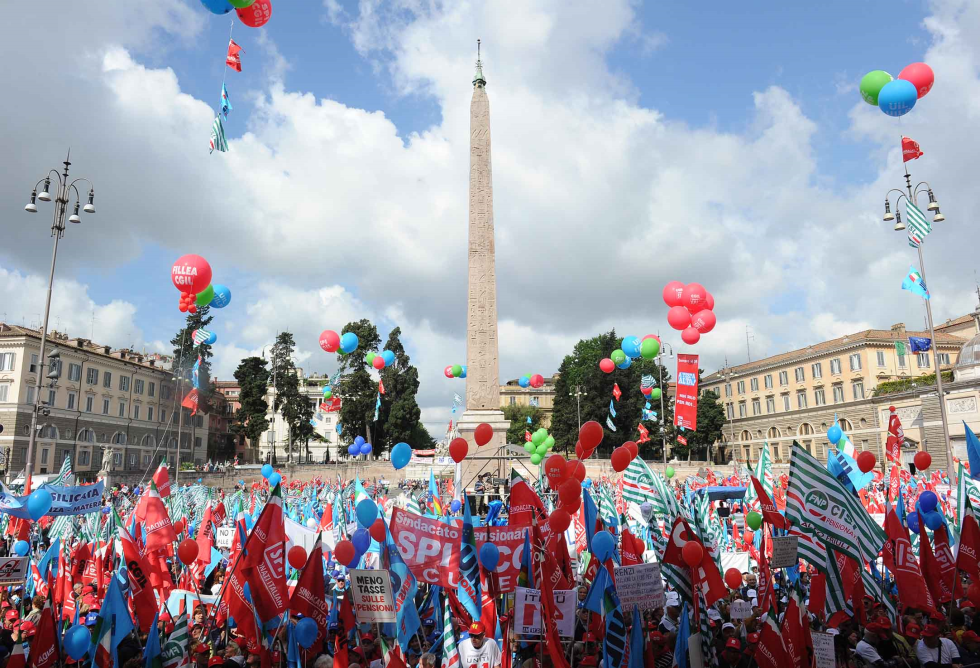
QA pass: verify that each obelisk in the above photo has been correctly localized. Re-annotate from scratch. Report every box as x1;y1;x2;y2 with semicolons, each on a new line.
457;40;510;470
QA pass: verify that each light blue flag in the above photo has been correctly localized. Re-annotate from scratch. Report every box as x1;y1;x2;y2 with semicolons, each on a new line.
37;537;59;579
673;601;691;668
458;493;482;621
629;607;645;668
901;265;930;300
143;612;161;668
91;570;135;668
220;83;232;118
609;399;617;418
965;421;980;482
384;522;420;652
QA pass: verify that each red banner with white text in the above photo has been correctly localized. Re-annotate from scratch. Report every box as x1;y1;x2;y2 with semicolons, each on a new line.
673;354;700;431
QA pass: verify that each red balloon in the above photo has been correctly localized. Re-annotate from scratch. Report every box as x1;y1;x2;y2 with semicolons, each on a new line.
474;423;494;447
545;455;566;485
623;441;638;460
335;540;355;567
641;386;652;395
681;283;708;311
173;519;184;534
444;365;454;378
177;539;199;565
743;530;754;544
236;0;272;27
662;281;685;307
691;309;716;333
681;326;701;345
575;441;585;460
449;437;468;463
529;374;544;388
856;450;876;474
969;583;980;607
188;305;197;314
319;330;340;353
667;305;692;331
724;567;742;589
914;451;932;471
611;447;631;472
560;494;582;513
549;509;571;533
681;541;703;567
178;303;189;313
370;518;387;543
599;358;615;374
288;546;307;570
558;479;581;505
171;254;212;294
705;292;715;311
579;421;604;450
898;62;935;98
372;356;385;370
567;460;587;483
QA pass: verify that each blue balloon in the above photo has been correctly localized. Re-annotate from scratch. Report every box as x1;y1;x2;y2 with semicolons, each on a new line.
460;365;467;379
616;356;632;370
919;490;938;513
295;617;318;649
354;436;366;447
199;0;233;14
261;463;274;478
27;488;52;521
907;511;920;534
518;376;530;388
356;499;378;527
359;442;373;456
65;624;91;660
339;332;359;354
582;478;592;488
268;472;282;488
382;350;395;367
621;336;641;359
102;506;111;514
479;543;500;571
924;510;944;531
878;79;917;117
827;425;842;445
450;500;462;513
348;445;358;456
13;541;29;557
210;284;232;308
592;531;615;562
391;442;412;470
206;332;218;345
352;528;372;553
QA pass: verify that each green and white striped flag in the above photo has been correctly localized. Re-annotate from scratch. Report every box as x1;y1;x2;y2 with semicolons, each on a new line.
824;550;852;619
906;201;931;248
744;441;772;507
162;611;190;668
404;493;422;515
862;563;897;624
440;591;460;668
47;455;76;540
209;116;228;154
623;456;683;519
785;442;887;565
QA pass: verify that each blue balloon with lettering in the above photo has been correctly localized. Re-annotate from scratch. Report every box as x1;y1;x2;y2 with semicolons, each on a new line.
27;488;52;521
209;284;232;308
339;332;359;354
268;472;282;487
919;490;938;513
352;528;371;553
878;79;917;117
621;336;641;359
479;543;500;571
296;617;318;649
907;511;920;533
382;350;395;367
261;463;273;478
359;442;372;456
356;499;378;527
13;541;29;556
592;530;615;562
391;442;412;470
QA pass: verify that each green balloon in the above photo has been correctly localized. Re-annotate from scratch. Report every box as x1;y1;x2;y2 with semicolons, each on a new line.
530;453;543;465
323;391;332;400
228;0;255;7
746;511;763;531
524;442;534;454
611;349;626;365
640;337;660;360
665;466;674;479
535;443;548;456
366;352;376;365
860;70;893;106
451;364;463;377
195;285;214;307
651;388;662;401
544;435;555;449
532;429;546;446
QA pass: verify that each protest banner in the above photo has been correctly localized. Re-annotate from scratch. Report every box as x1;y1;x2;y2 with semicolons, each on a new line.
613;562;665;612
349;569;396;623
0;557;29;585
770;535;799;568
215;527;235;549
811;631;835;668
390;507;461;586
513;587;575;638
730;600;753;620
45;481;105;516
674;354;700;430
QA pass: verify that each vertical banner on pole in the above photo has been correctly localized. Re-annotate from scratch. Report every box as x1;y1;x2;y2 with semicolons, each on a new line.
674;354;700;431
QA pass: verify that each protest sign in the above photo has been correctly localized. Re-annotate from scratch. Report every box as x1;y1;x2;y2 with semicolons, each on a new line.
811;631;835;668
390;507;461;586
729;600;753;620
215;527;235;549
349;569;396;623
513;587;575;638
0;557;29;585
46;481;105;516
770;535;799;568
613;562;665;612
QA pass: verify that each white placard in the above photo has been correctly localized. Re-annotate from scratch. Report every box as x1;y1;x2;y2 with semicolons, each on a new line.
285;516;320;554
513;587;576;638
729;600;753;620
613;562;665;612
811;631;835;668
770;535;799;568
0;557;28;585
720;552;750;574
215;527;235;549
349;569;396;623
688;632;704;668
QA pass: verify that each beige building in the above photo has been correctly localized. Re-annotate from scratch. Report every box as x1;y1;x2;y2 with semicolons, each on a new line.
702;317;980;468
257;369;342;464
499;373;558;427
0;324;209;481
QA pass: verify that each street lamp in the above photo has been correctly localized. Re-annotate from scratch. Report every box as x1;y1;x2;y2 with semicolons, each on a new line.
22;151;95;493
656;339;674;464
882;163;953;475
262;343;279;465
568;385;587;456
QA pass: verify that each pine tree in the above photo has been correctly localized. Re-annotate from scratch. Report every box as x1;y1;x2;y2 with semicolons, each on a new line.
502;404;543;446
270;332;315;462
231;356;269;455
337;320;382;448
170;306;214;404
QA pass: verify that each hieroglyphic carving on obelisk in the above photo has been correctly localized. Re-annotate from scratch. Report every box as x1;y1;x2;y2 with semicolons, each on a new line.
465;40;501;412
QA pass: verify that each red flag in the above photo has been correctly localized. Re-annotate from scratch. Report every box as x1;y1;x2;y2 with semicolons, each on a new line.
532;524;572;668
888;464;901;505
117;516;161;632
750;476;789;530
902;136;923;162
226;39;244;72
677;435;688;446
152;464;171;498
211;501;227;526
612;383;621;401
933;525;964;600
807;573;826;618
6;632;25;668
218;559;259;644
181;388;200;415
957;503;980;583
290;536;327;654
197;501;215;564
524;430;532;442
620;527;645;566
636;423;650;444
662;517;727;605
754;611;790;668
779;595;809;668
918;521;952;604
507;472;549;528
243;485;288;623
881;509;937;614
137;483;177;552
885;407;904;464
27;604;59;668
378;379;386;395
839;554;867;626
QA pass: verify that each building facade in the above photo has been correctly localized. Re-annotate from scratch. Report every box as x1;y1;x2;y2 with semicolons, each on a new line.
499;374;558;427
0;324;209;482
702;319;976;467
256;370;341;464
213;380;253;463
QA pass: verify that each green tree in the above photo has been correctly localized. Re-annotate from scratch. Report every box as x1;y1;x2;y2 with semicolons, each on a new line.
337;320;382;448
670;383;726;462
378;327;432;451
270;332;315;462
231;356;270;454
170;306;215;405
502;404;543;446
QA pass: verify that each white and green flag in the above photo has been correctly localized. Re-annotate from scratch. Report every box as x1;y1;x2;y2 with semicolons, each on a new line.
906;200;931;248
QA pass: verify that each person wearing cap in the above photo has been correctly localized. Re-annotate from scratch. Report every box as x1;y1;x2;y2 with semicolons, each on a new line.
916;624;962;668
957;629;980;667
575;633;599;667
720;637;751;668
648;629;673;668
854;622;894;667
195;643;213;668
351;634;382;664
456;622;501;668
659;593;681;635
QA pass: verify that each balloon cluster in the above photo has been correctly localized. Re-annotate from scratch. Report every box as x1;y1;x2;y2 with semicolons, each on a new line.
367;350;396;371
319;330;359;356
192;329;218;345
444;364;467;379
610;440;639;473
347;435;372;457
200;0;273;28
260;463;282;487
663;281;716;345
523;427;556;464
574;420;603;461
448;423;494;463
860;63;934;117
600;335;660;373
171;255;232;313
542;422;603;531
828;422;878;473
518;373;545;388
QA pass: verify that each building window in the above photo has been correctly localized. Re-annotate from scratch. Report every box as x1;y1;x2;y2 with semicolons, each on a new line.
148;382;155;397
766;397;775;413
134;379;144;395
161;410;168;424
814;388;826;406
724;383;731;397
118;402;126;417
102;398;110;415
67;392;76;410
853;382;865;400
917;353;930;368
779;371;789;386
40;424;57;439
133;404;140;420
750;378;759;392
752;399;761;415
764;374;773;389
26;386;35;405
86;368;98;385
833;385;844;404
0;385;7;403
737;380;745;394
897;352;907;367
79;450;89;466
85;396;94;412
78;429;94;443
812;363;822;379
195;437;202;450
103;371;112;389
783;395;791;411
29;354;38;374
797;390;807;409
830;358;841;375
938;353;950;365
0;353;14;371
46;389;56;406
41;448;49;463
794;367;805;382
148;406;154;422
738;402;746;418
143;455;151;466
113;433;127;445
68;363;81;381
877;351;886;367
726;404;734;419
128;454;137;467
119;376;130;392
849;353;862;371
113;453;122;466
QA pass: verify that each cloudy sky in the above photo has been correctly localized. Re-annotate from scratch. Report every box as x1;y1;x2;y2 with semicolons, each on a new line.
2;0;979;434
